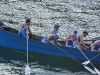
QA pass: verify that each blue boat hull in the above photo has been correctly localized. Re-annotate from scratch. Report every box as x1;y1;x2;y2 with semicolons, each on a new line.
0;29;100;63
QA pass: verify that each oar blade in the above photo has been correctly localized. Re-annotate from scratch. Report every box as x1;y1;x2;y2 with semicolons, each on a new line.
84;65;97;74
25;65;30;75
94;68;100;75
82;61;90;65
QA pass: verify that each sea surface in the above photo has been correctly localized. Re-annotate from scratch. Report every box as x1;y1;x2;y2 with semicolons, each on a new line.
0;0;100;75
0;47;94;75
0;0;100;39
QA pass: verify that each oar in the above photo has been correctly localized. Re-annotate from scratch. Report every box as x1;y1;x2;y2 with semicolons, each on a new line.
84;65;97;74
25;65;30;75
25;27;30;75
76;45;100;75
94;68;100;75
51;41;98;74
82;54;100;65
90;53;100;61
47;40;82;64
82;60;90;65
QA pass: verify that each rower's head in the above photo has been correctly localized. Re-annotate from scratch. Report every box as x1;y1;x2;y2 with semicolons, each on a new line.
83;30;88;37
73;30;78;36
54;24;60;31
26;19;31;25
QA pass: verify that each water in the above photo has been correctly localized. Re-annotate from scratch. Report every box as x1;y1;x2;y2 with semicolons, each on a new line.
0;47;93;75
0;0;100;39
0;0;100;75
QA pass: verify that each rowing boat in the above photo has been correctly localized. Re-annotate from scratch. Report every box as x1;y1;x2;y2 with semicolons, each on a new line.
0;23;100;63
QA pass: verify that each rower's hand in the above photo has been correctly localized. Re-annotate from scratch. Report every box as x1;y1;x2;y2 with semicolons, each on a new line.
86;46;89;49
28;31;33;35
58;38;64;41
70;38;73;41
30;33;32;35
29;33;34;36
91;49;94;52
26;25;29;28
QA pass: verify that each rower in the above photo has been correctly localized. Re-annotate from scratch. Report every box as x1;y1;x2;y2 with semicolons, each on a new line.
76;30;89;50
49;24;60;34
49;24;60;39
49;24;64;41
65;30;78;48
18;19;32;38
91;40;100;52
41;34;57;45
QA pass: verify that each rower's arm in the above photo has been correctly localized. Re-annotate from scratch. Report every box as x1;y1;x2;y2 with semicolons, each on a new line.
80;35;87;48
20;24;27;30
65;35;72;42
20;25;24;30
76;35;80;46
49;30;53;34
28;26;32;34
45;35;52;43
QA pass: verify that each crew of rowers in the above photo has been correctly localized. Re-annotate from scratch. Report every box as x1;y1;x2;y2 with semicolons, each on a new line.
18;19;100;52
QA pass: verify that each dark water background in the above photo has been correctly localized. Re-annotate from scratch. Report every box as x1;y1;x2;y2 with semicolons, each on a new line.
0;0;100;75
0;47;93;75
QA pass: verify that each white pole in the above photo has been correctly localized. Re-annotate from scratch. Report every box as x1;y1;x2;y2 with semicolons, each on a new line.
27;27;28;65
25;27;30;75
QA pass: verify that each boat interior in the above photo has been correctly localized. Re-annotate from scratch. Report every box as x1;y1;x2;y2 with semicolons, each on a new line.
0;21;94;50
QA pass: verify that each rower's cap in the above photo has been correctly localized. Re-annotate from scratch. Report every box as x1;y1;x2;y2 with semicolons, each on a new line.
83;30;88;35
54;24;60;28
73;30;78;34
